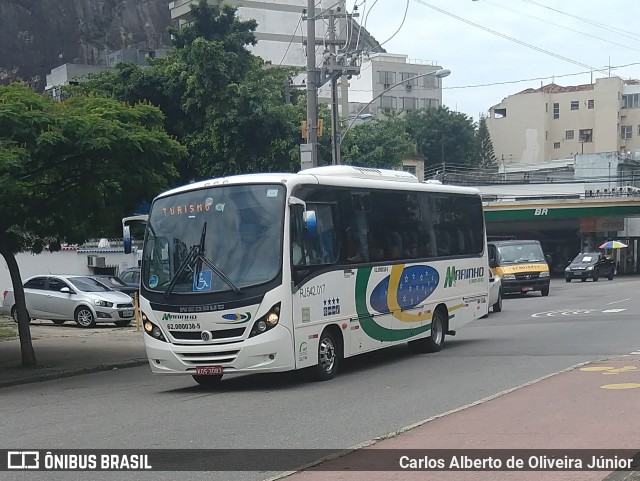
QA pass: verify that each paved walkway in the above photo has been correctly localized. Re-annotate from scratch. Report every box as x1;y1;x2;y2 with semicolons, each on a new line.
277;354;640;481
0;318;147;387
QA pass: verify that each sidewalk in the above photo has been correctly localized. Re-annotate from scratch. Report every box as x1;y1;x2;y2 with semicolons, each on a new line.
277;354;640;481
0;318;148;388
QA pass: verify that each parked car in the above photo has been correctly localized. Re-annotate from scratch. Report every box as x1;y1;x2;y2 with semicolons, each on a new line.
91;274;138;299
565;252;615;282
119;266;140;289
488;271;503;313
1;275;136;328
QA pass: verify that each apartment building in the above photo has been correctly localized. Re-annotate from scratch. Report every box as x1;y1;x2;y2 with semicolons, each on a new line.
486;76;640;166
347;53;445;119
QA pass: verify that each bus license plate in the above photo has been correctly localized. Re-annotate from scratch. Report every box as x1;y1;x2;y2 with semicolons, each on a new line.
196;366;223;376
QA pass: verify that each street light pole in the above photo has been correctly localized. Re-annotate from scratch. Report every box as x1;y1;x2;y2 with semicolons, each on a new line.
341;68;451;142
305;0;318;167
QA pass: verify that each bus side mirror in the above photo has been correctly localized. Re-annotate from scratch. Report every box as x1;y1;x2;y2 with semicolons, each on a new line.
545;254;552;266
123;225;132;254
489;257;497;268
303;210;318;239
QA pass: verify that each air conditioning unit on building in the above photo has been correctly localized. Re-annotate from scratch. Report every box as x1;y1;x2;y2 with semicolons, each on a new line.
87;255;106;268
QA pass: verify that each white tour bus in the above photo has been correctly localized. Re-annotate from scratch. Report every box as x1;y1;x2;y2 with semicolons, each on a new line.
123;166;489;386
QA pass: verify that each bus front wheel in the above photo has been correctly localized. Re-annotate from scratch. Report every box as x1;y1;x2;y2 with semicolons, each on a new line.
311;330;339;381
408;309;446;354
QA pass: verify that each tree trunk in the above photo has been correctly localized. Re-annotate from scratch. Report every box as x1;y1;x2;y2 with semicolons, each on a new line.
0;243;37;367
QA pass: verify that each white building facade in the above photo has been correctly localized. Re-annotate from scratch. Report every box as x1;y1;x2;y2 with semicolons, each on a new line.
347;53;444;119
487;77;640;166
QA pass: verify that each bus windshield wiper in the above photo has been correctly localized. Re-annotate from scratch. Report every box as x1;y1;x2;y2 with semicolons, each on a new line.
164;223;241;297
164;244;199;298
194;223;241;294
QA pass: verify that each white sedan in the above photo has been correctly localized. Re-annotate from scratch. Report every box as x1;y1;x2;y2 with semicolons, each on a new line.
488;272;503;314
2;274;136;328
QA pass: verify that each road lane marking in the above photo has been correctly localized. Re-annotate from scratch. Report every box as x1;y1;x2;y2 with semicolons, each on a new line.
580;366;639;375
602;308;626;313
606;298;630;305
601;383;640;390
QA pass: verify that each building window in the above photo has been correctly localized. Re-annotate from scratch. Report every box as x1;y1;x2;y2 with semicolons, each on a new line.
565;130;574;140
421;98;439;109
423;75;438;88
554;142;560;149
401;72;418;86
588;99;594;109
401;97;417;111
380;96;397;110
570;101;579;110
545;131;548;140
579;129;593;142
553;103;559;119
621;125;632;139
622;93;640;109
378;71;396;86
637;125;640;136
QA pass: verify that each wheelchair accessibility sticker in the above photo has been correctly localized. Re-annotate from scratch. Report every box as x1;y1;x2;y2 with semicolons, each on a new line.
193;270;213;291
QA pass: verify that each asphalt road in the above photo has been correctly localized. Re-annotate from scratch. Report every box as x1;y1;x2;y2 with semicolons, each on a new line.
3;277;640;481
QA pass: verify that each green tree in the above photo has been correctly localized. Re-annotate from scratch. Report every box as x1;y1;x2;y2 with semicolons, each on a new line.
405;107;477;169
341;117;415;169
0;83;185;367
476;115;498;169
73;0;311;182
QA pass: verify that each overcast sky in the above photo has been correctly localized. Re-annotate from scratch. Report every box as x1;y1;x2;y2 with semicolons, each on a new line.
344;0;640;122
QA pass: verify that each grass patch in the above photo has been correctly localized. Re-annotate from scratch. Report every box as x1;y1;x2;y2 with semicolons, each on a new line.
0;325;17;339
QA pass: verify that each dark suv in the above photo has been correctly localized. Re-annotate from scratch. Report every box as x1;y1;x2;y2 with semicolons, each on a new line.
565;252;615;282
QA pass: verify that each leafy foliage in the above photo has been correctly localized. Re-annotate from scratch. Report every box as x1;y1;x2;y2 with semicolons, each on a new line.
476;115;498;169
0;82;185;366
341;117;415;169
73;0;313;183
405;107;477;169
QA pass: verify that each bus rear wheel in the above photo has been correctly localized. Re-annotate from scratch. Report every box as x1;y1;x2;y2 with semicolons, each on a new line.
193;375;222;387
310;330;339;381
408;309;446;353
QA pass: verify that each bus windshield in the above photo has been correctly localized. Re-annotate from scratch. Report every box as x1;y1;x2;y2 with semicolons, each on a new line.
142;184;285;294
496;243;545;264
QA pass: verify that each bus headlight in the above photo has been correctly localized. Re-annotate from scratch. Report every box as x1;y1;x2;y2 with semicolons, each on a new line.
249;303;281;338
539;271;550;277
502;274;516;280
586;266;594;271
142;312;166;342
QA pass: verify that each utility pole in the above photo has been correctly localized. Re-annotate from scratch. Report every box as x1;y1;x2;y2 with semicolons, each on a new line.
301;2;360;170
328;12;340;165
303;0;319;169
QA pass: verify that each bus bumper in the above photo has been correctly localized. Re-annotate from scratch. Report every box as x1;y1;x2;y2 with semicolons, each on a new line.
143;324;296;375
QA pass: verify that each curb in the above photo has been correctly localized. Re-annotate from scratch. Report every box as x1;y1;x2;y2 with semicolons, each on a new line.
0;358;149;389
265;355;626;481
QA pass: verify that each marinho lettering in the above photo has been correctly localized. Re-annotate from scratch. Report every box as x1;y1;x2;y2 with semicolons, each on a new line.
161;313;198;321
444;266;485;288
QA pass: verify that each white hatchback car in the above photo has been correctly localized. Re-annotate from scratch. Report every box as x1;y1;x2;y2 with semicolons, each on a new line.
2;275;136;328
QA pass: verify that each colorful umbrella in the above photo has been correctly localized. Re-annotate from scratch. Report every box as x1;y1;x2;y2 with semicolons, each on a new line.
599;240;628;249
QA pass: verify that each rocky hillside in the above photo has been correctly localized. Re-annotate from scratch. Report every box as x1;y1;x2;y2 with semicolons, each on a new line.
0;0;173;89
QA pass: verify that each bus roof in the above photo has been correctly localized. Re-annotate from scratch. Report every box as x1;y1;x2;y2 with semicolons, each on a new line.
155;166;480;199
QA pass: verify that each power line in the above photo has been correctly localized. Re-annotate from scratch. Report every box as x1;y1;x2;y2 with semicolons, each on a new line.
278;14;303;66
378;0;409;47
412;0;605;74
483;0;640;54
520;0;640;43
